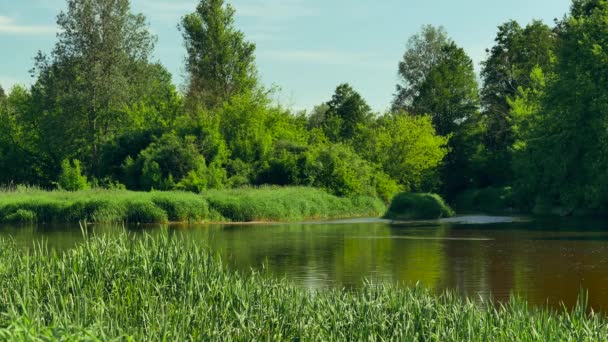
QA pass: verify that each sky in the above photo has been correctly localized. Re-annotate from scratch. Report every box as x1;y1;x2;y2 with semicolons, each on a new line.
0;0;572;112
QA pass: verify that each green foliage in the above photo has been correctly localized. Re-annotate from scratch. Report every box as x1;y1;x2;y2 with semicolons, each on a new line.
509;2;608;212
357;114;448;192
479;20;555;187
57;159;90;191
452;187;514;213
0;233;606;339
0;187;384;224
203;186;385;222
30;0;160;173
384;192;454;220
393;25;450;112
322;83;373;141
412;42;479;136
181;0;257;108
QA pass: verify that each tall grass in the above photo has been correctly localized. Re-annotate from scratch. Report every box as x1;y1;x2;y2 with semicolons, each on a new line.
0;232;605;340
203;186;386;222
0;187;385;224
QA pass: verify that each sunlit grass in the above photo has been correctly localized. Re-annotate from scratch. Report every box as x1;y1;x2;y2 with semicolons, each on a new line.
0;186;385;224
0;232;605;340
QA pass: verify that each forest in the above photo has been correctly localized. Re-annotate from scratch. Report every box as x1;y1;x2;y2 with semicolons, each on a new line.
1;0;607;215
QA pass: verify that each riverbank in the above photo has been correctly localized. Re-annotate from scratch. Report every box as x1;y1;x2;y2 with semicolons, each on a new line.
0;233;605;340
0;187;386;224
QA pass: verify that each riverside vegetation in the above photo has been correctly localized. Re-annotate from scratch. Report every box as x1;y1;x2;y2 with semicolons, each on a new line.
4;0;608;216
0;187;387;224
0;232;606;340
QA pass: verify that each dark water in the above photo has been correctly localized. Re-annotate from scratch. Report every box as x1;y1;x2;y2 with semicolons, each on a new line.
3;215;608;310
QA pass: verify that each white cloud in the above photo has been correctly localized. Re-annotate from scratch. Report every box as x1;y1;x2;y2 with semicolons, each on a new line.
0;16;56;35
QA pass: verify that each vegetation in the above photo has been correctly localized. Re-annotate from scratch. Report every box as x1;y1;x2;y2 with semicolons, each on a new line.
451;187;515;214
0;187;385;224
384;192;454;220
0;233;605;340
2;0;608;217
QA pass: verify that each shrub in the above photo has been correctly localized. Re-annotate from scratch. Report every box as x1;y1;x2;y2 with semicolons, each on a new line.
384;193;454;220
56;159;90;191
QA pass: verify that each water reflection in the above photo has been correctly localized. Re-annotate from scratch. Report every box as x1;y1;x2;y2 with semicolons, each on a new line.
2;217;608;311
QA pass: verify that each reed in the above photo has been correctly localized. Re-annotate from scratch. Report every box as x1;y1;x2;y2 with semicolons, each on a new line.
0;232;605;340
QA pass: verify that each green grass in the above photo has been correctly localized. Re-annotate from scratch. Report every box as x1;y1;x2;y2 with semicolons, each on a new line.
202;187;386;222
0;232;606;340
384;192;455;220
0;186;385;224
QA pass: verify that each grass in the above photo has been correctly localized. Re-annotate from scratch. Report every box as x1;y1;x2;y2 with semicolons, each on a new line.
0;186;385;224
202;187;386;222
384;192;455;220
0;232;606;340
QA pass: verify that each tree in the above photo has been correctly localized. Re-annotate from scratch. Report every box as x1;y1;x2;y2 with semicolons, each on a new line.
181;0;257;109
358;113;449;192
411;42;479;136
512;0;608;211
479;20;555;186
393;25;450;112
0;85;5;100
316;83;373;142
31;0;157;174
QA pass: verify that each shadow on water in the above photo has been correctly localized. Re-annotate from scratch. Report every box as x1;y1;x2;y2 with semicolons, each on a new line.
3;215;608;311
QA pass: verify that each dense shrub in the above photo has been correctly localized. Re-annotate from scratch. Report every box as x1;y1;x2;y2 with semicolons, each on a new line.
56;159;90;191
384;192;454;220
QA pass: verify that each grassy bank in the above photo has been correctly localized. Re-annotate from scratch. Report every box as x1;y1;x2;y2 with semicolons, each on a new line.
0;233;605;340
0;187;385;224
384;192;454;220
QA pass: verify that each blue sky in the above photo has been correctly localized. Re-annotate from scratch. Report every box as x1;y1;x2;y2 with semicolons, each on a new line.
0;0;571;112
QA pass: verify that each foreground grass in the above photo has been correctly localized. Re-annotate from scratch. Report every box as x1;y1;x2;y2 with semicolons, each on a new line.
0;187;385;224
0;233;606;340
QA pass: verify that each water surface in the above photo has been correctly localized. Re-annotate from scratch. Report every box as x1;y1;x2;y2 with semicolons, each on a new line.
2;215;608;310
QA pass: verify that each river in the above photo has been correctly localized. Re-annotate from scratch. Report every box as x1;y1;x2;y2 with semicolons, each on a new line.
2;215;608;310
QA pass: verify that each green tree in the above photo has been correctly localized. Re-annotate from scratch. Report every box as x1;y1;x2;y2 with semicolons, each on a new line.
512;0;608;211
0;85;5;100
393;25;450;112
181;0;257;109
358;113;449;192
479;20;555;186
0;86;47;185
57;159;90;191
412;42;479;136
323;83;372;141
31;0;157;174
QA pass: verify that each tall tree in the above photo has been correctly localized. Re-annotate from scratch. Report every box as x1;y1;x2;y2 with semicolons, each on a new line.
323;83;372;141
411;43;479;136
513;0;608;211
31;0;157;175
181;0;257;109
393;25;450;112
480;20;555;161
0;85;5;100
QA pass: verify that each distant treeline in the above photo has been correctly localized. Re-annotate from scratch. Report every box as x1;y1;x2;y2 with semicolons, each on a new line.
0;0;606;213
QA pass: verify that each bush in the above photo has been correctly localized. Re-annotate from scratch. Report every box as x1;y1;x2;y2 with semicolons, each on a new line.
2;209;36;223
384;193;454;220
56;159;90;191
